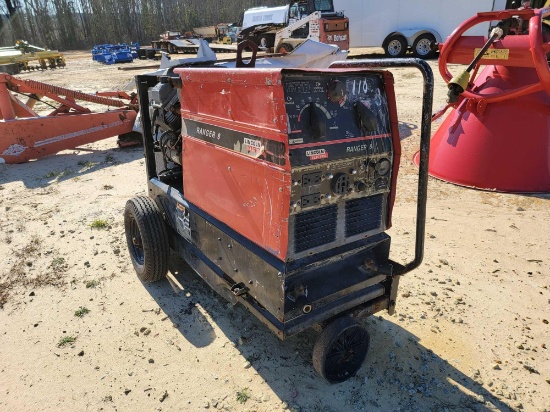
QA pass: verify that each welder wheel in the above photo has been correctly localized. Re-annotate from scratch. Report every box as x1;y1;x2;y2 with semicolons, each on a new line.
383;34;407;58
124;196;170;283
412;33;436;59
276;43;294;54
312;316;370;383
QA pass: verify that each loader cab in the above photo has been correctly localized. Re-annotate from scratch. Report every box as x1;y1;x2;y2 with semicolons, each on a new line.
290;0;337;19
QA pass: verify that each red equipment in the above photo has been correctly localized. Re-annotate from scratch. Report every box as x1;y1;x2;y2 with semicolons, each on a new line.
125;57;434;383
414;7;550;192
0;73;138;164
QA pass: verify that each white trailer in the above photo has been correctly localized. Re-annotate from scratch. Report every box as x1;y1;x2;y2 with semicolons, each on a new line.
333;0;507;57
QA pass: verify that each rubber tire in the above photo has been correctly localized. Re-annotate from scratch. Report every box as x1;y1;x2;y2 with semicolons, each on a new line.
276;43;294;54
124;196;169;283
412;33;436;59
313;316;370;383
383;34;407;58
259;34;272;49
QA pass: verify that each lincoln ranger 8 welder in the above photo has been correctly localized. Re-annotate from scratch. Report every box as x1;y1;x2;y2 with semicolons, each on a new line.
125;52;433;383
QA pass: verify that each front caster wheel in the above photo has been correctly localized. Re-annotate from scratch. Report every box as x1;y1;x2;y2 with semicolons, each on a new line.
124;196;169;283
313;316;370;383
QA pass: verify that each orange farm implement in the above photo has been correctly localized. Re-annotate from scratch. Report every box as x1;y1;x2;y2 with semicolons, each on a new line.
0;73;138;164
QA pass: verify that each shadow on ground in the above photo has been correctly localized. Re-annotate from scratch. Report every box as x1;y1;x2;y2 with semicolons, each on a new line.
0;144;143;189
141;254;513;412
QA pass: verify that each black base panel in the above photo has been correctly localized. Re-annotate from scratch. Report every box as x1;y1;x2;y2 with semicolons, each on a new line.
148;178;395;340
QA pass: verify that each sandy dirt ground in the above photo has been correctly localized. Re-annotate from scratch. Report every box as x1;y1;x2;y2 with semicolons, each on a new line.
0;48;549;412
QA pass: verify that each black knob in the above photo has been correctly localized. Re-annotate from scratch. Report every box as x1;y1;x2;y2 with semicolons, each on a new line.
355;181;368;192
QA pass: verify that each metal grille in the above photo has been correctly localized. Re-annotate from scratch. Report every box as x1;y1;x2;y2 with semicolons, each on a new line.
345;194;384;237
294;204;337;253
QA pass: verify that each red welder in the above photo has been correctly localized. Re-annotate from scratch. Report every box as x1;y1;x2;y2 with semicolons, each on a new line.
124;54;433;383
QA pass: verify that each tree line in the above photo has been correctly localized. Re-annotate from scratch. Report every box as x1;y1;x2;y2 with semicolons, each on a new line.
0;0;286;50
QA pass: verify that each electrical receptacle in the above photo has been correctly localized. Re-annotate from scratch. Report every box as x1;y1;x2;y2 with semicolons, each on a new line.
302;172;322;186
301;193;321;208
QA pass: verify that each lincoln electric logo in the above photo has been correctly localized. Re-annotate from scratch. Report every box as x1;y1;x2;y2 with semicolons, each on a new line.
306;149;328;160
244;137;262;153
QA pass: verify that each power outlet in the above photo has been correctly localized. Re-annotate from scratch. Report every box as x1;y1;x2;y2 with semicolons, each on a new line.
302;172;322;186
332;173;350;195
301;193;321;208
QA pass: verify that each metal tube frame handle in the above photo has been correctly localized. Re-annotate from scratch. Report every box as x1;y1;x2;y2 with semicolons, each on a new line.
329;58;434;276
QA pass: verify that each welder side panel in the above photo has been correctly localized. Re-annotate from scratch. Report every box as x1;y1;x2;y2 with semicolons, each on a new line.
182;137;291;260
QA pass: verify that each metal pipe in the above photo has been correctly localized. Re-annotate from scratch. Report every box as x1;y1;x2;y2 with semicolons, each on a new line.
329;58;434;275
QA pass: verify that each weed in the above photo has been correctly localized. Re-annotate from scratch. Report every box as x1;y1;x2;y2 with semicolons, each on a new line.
0;235;71;307
85;279;99;288
236;388;250;404
0;290;8;309
90;218;109;229
77;160;95;168
50;256;68;274
44;168;73;179
44;170;59;178
104;154;114;163
74;306;90;317
102;185;114;190
57;335;76;347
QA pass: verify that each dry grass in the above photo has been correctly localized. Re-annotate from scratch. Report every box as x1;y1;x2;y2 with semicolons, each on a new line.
0;236;68;309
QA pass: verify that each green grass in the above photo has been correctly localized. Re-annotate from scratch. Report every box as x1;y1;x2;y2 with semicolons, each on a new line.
85;279;99;289
57;335;76;347
89;218;109;229
77;160;95;168
74;306;90;317
236;388;250;404
44;168;73;179
51;256;65;267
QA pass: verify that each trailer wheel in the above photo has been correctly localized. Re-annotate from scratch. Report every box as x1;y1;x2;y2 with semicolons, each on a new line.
313;316;370;383
383;34;407;58
124;196;170;283
412;33;436;59
276;43;294;54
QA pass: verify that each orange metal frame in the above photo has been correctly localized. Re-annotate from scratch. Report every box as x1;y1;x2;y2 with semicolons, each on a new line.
0;73;138;164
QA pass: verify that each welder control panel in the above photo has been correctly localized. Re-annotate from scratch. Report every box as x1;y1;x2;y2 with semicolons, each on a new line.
283;71;395;213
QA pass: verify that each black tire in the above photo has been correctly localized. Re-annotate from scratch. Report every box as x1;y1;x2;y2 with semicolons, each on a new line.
275;42;294;54
383;34;407;58
412;33;436;59
0;63;21;75
124;196;169;283
313;316;370;383
259;34;273;49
